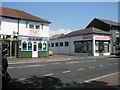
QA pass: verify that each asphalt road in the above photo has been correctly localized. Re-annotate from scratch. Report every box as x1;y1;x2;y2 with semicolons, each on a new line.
8;56;118;84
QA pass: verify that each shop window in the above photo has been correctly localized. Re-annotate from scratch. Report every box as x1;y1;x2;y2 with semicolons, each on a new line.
87;41;92;53
28;41;32;50
22;41;27;50
43;42;47;50
55;43;59;47
38;42;42;50
60;42;63;47
75;42;83;53
83;42;88;53
29;24;34;29
65;42;69;46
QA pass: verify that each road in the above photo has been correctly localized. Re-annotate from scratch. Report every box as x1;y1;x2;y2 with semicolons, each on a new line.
7;56;118;84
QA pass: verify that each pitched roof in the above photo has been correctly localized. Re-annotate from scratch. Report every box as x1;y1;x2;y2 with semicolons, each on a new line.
0;7;51;23
50;34;64;40
95;18;119;26
60;27;110;38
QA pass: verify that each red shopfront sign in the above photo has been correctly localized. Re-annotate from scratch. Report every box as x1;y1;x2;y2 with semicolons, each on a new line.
83;35;92;39
95;36;110;40
28;37;42;40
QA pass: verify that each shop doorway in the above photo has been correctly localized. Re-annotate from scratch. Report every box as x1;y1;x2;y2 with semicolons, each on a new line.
2;41;17;58
99;41;104;56
32;42;38;58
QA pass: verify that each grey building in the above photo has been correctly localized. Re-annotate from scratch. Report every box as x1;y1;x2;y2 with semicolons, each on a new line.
86;18;120;54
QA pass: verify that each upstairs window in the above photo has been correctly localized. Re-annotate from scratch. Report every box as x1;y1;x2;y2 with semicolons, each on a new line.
36;25;40;29
29;24;34;29
41;23;44;30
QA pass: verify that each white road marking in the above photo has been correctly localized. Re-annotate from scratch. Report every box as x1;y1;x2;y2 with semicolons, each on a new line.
114;63;118;64
44;73;54;76
50;63;61;65
62;70;71;73
89;67;95;69
8;67;14;69
107;64;112;66
17;64;47;68
81;61;86;63
99;65;104;67
77;68;85;71
84;72;118;83
66;61;79;64
86;60;96;63
19;78;26;81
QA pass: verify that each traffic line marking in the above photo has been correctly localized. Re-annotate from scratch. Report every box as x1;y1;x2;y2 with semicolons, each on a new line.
89;67;95;69
84;72;119;83
17;64;47;68
66;61;79;64
44;73;54;76
8;67;14;69
62;70;71;73
99;65;104;67
77;68;85;71
50;63;61;65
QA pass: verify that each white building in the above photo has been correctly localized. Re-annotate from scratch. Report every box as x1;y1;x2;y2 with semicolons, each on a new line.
49;27;111;56
0;7;51;58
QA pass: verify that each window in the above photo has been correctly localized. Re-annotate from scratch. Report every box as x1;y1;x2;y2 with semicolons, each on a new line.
0;21;1;30
43;42;47;50
49;43;50;47
29;24;34;29
38;42;42;50
36;25;40;29
55;43;59;47
51;43;54;47
28;41;32;50
22;41;27;50
26;22;28;28
41;24;44;30
65;42;69;46
60;42;63;47
75;42;82;53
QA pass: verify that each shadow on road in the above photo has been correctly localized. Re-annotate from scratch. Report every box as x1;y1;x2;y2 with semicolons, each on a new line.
3;75;120;90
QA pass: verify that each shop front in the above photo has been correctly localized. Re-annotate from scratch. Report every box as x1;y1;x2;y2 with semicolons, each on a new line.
18;36;49;58
94;34;111;56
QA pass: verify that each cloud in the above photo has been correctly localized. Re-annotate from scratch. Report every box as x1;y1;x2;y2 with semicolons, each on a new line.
49;29;72;37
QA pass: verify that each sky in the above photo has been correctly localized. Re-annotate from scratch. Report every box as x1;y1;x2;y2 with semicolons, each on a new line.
2;2;118;36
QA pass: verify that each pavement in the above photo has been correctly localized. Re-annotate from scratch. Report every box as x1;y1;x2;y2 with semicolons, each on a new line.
8;54;119;87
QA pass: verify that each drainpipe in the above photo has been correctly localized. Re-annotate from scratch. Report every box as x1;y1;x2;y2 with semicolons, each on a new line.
16;19;20;58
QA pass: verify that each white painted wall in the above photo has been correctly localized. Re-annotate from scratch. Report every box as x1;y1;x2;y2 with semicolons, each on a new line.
49;34;111;56
1;17;49;38
0;17;18;35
